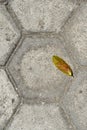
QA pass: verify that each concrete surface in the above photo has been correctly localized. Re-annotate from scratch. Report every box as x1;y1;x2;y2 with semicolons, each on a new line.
0;69;19;130
6;104;72;130
60;2;87;65
8;36;75;103
61;69;87;130
0;0;6;3
8;0;76;32
0;0;87;130
0;5;20;65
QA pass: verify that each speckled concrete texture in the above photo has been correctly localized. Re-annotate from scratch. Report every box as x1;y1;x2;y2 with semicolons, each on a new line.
0;0;87;130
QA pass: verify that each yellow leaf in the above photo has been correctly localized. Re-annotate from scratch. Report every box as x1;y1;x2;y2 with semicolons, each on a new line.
52;55;73;77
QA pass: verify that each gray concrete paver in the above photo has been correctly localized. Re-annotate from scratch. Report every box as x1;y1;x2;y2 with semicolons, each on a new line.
8;36;74;103
8;0;76;32
60;3;87;65
0;4;20;65
0;0;87;130
61;69;87;130
6;104;73;130
0;69;19;130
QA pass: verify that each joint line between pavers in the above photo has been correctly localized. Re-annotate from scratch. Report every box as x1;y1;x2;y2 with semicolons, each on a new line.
59;106;77;130
6;3;22;33
5;35;23;68
5;66;21;100
3;98;21;130
59;5;79;33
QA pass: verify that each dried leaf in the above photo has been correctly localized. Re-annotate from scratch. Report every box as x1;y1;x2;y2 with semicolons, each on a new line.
52;55;73;77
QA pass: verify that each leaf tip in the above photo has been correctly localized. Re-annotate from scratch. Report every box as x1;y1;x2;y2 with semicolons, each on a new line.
68;71;74;77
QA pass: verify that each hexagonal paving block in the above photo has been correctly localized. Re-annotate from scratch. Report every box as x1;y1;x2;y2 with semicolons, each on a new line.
8;0;76;32
0;5;20;65
8;36;74;103
0;69;19;130
6;104;72;130
60;3;87;65
61;69;87;130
